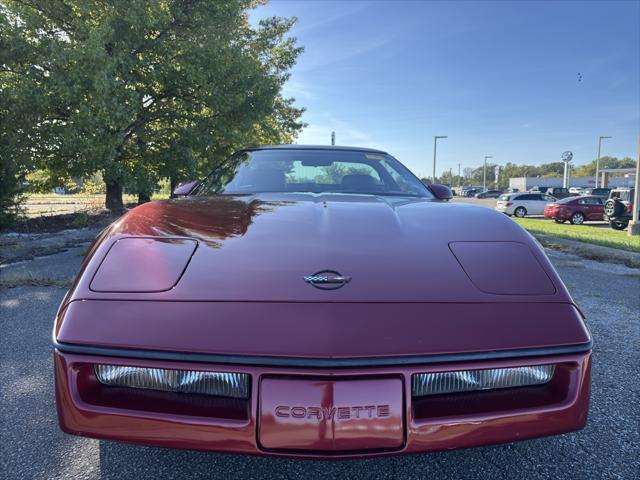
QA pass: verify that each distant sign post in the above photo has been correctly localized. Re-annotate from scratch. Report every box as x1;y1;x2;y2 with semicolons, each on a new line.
562;151;573;188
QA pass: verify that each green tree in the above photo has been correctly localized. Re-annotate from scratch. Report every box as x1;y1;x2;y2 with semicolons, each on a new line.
1;0;304;212
571;156;635;177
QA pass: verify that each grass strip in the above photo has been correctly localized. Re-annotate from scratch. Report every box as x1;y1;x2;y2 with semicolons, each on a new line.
513;218;640;253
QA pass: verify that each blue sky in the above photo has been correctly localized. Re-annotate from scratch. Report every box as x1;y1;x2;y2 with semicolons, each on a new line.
252;0;640;178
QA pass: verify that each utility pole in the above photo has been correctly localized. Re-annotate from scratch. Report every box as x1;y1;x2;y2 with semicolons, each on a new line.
629;132;640;236
432;136;448;182
331;131;335;146
562;151;573;188
483;155;493;191
457;163;461;189
595;136;611;188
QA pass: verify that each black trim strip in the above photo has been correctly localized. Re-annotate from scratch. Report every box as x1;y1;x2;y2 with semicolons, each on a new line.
52;339;592;368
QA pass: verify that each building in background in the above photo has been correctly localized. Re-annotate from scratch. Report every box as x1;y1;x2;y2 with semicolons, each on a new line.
509;169;636;192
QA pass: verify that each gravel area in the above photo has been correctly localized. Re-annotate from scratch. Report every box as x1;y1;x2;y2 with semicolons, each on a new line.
1;246;638;479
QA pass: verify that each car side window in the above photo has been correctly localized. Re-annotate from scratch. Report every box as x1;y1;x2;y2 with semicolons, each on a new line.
542;195;554;202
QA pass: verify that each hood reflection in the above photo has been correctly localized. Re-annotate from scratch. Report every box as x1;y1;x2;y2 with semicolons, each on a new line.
115;195;291;247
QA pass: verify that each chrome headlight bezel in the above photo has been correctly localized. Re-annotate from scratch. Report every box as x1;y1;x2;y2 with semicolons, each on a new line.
412;364;555;397
94;364;250;399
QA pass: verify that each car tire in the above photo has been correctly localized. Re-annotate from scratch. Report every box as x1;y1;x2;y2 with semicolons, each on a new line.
570;212;585;225
554;219;566;224
514;207;527;218
610;220;629;231
604;199;625;218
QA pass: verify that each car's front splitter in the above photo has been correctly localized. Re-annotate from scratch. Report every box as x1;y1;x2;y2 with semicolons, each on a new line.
54;349;591;458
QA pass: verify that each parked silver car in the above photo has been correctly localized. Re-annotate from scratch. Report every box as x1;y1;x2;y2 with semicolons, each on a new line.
496;192;556;217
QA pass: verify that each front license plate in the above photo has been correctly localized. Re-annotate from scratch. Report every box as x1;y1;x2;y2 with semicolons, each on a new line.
259;377;404;452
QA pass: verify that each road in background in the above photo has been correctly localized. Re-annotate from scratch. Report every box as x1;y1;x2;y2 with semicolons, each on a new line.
451;196;498;209
1;243;639;480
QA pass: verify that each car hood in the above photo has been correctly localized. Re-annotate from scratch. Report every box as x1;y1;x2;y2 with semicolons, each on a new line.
70;193;571;303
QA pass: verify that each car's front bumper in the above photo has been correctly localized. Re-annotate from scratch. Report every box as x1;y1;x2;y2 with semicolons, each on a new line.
55;349;591;458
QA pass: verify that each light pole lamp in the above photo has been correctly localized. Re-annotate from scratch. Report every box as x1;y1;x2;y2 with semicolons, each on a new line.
595;136;611;188
483;155;493;191
432;136;448;182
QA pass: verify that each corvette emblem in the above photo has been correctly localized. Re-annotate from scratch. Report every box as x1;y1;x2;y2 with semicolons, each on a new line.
275;404;390;420
304;270;351;290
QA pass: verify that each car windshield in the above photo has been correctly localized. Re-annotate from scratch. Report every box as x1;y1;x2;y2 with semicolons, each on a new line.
193;149;433;198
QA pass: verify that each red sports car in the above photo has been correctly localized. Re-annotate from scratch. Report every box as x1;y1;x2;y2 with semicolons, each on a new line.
54;145;591;458
544;195;605;224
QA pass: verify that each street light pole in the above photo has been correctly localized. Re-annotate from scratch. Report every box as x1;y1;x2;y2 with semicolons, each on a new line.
457;163;461;190
483;155;493;191
432;135;448;182
595;135;611;188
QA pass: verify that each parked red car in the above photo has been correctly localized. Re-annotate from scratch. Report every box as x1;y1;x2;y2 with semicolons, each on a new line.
54;146;591;458
544;195;604;224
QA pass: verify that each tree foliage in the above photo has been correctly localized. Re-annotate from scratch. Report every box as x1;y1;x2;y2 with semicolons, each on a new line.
0;0;305;217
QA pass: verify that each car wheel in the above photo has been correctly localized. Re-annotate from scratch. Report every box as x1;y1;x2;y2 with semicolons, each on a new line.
570;212;584;225
514;207;527;218
554;219;566;224
604;199;625;218
610;220;628;231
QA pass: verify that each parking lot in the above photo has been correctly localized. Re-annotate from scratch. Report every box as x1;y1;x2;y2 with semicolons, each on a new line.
1;238;639;480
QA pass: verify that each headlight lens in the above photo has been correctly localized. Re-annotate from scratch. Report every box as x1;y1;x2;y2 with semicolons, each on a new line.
412;364;555;396
94;364;249;398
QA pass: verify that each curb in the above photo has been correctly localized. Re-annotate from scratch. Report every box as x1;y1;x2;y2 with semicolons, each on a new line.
533;233;640;269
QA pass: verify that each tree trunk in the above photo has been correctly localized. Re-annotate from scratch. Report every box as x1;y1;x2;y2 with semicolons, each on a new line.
170;176;179;197
138;192;151;204
105;180;124;211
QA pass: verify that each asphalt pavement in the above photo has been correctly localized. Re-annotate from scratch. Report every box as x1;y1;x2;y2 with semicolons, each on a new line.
1;241;639;480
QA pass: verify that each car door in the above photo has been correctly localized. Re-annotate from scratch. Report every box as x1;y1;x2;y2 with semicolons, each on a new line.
512;193;529;212
586;197;604;220
528;194;546;215
589;197;604;220
576;197;591;219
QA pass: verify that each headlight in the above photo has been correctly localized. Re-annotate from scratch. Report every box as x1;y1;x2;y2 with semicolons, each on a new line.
94;364;249;398
412;364;555;396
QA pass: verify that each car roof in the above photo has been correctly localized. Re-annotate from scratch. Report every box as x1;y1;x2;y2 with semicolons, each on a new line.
513;192;550;197
241;144;388;154
559;195;598;203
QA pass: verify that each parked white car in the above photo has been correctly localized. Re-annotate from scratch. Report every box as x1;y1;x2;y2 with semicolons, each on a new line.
496;192;556;217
